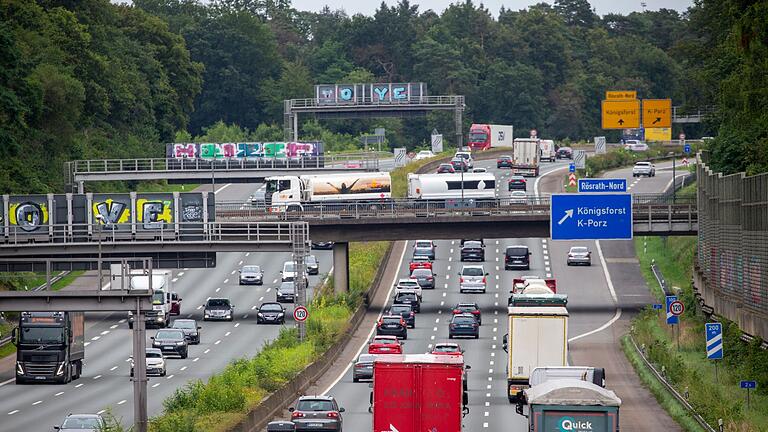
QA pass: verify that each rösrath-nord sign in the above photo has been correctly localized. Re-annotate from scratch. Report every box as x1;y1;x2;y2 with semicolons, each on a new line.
605;90;637;100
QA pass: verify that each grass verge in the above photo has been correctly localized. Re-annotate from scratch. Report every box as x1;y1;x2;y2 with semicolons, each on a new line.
630;235;768;431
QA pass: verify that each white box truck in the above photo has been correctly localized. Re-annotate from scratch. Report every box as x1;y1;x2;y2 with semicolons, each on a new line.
109;268;175;329
511;138;541;176
407;173;497;200
503;305;569;403
539;139;556;162
263;172;392;212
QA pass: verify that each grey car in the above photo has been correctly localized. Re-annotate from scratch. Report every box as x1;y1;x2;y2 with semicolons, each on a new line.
151;329;188;358
387;304;416;328
567;246;592;266
203;298;234;321
306;255;319;275
459;265;488;293
238;265;263;285
170;319;201;344
449;314;480;339
413;240;436;260
353;353;376;382
290;395;345;431
55;413;106;432
409;268;436;289
277;281;296;303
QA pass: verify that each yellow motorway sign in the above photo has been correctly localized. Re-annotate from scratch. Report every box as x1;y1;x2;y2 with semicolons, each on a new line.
605;90;637;100
602;100;640;129
645;127;672;142
642;99;672;128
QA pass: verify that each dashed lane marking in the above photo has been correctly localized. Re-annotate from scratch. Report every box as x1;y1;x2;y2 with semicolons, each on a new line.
32;401;42;406
117;400;126;405
152;383;160;388
8;410;19;415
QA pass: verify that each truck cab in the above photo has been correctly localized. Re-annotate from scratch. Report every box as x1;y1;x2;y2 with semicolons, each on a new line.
13;312;85;384
264;176;303;211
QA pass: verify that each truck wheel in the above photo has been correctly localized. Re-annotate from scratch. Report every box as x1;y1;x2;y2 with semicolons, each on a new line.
74;361;82;379
353;377;359;383
128;323;133;329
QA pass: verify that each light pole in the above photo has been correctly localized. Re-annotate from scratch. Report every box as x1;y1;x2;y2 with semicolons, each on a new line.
668;152;676;203
95;214;105;290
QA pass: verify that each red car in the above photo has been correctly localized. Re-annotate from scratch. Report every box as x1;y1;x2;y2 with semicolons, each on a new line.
409;256;433;272
437;163;456;174
170;292;182;315
368;335;403;354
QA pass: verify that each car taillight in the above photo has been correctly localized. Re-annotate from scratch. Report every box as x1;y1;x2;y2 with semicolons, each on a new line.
377;320;383;327
505;256;510;261
482;277;487;283
460;277;464;283
427;276;433;280
327;412;340;419
400;319;406;327
291;412;305;419
410;312;415;317
472;310;480;314
453;309;461;314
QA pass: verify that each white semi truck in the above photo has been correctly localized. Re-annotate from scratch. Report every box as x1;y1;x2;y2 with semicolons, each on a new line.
407;173;497;200
511;138;541;176
263;172;392;212
108;268;176;329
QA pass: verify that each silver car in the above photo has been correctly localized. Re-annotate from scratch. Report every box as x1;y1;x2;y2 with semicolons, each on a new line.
55;413;106;432
459;265;488;293
238;265;263;285
289;396;345;431
567;246;592;266
632;161;655;177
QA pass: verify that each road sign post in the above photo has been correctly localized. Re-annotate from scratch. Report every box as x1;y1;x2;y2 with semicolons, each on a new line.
706;322;723;382
669;299;684;349
293;305;308;322
740;381;757;409
665;296;679;324
550;193;632;240
568;163;575;173
574;150;586;169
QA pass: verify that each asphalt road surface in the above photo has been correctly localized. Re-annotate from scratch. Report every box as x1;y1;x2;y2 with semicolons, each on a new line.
0;183;333;431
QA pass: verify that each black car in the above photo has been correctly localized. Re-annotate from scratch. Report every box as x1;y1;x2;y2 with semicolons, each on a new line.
497;155;513;168
460;239;484;247
508;176;527;191
311;241;334;250
409;268;436;289
306;255;319;275
170;319;201;344
151;329;188;358
376;315;408;339
277;281;296;303
556;147;573;159
353;354;376;382
203;298;234;321
394;291;421;313
387;304;416;328
505;245;531;270
460;240;485;262
452;303;482;325
257;302;286;324
448;314;480;339
290;396;345;432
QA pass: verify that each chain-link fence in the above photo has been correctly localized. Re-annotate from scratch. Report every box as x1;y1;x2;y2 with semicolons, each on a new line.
697;152;768;340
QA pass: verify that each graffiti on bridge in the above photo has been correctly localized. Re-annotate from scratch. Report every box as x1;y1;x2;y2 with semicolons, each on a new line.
167;142;322;160
9;201;49;232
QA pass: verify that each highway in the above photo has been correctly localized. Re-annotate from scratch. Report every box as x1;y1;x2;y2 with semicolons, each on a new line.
301;157;681;431
0;183;333;431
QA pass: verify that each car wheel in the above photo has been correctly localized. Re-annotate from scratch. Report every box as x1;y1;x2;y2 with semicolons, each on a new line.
475;334;480;339
402;334;407;340
353;377;359;383
448;334;454;339
161;370;166;377
128;323;133;329
181;349;188;359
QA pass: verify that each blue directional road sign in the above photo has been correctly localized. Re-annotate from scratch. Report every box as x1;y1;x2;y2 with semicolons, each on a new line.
706;322;723;360
569;163;575;173
740;381;757;389
652;304;663;310
578;178;627;193
666;295;679;325
684;143;691;153
550;193;632;240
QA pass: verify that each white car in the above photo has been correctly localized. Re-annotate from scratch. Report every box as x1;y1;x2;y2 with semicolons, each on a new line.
459;265;487;293
454;151;474;169
395;279;423;299
414;150;435;160
632;161;656;177
130;348;167;377
509;191;527;204
624;140;649;152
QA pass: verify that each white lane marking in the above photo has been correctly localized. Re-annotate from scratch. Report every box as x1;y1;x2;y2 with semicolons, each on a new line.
444;283;448;289
97;410;105;415
110;366;118;371
238;261;243;266
91;336;100;341
231;270;236;275
321;241;408;395
178;272;185;276
431;335;435;340
215;288;221;293
85;341;92;346
152;383;160;388
534;164;568;197
0;378;15;388
75;383;84;388
110;324;118;329
546;273;552;278
252;305;258;310
223;278;229;284
544;260;550;266
243;314;249;319
166;374;174;379
119;319;126;324
266;288;271;292
442;292;447;297
545;267;551;272
100;330;110;335
193;357;200;362
204;349;211;354
180;366;188;371
272;279;278;284
93;375;102;380
245;253;250;257
214;340;221;345
448;257;452;262
440;301;444;306
447;265;451;271
196;305;202;310
187;314;193;318
8;410;19;415
435;318;440;323
225;332;231;337
433;327;438;331
568;240;622;343
234;323;240;328
542;245;547;250
32;400;42;406
117;400;127;405
450;248;454;254
172;278;179;283
214;183;231;194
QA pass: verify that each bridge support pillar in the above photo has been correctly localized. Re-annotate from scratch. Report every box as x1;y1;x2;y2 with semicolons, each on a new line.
77;181;84;194
333;242;349;294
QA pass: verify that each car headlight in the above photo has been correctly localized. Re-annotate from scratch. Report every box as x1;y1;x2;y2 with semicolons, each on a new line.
277;313;284;317
204;313;210;318
257;313;264;317
55;362;66;376
176;341;185;345
16;362;24;375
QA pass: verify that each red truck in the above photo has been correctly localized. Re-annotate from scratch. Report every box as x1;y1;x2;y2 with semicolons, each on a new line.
372;353;469;432
467;124;514;151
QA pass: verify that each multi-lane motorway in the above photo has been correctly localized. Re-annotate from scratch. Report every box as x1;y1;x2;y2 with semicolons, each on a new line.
0;183;332;431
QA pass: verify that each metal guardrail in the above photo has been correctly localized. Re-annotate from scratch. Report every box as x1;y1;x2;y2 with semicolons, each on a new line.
672;105;716;123
289;95;465;110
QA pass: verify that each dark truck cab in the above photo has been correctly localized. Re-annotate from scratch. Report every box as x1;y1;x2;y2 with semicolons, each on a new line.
13;312;85;384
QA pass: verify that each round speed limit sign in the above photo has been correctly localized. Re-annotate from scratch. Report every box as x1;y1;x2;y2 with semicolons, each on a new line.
293;305;309;322
669;300;685;316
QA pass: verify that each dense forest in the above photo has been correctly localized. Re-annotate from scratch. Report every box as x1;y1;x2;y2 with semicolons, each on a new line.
0;0;766;193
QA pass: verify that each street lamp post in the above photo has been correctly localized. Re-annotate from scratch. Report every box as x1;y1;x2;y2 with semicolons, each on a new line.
668;152;677;204
95;214;105;289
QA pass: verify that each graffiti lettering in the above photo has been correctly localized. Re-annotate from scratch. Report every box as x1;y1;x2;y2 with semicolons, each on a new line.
173;143;196;158
140;201;167;229
94;200;128;228
373;85;388;101
167;142;320;160
393;86;407;99
11;202;47;232
182;203;203;222
339;87;353;100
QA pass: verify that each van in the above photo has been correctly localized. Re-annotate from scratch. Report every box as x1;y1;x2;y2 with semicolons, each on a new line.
505;245;531;270
281;261;296;282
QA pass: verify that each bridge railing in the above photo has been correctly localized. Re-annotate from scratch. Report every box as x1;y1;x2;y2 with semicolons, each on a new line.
1;221;304;246
289;95;465;109
216;194;697;222
66;152;381;177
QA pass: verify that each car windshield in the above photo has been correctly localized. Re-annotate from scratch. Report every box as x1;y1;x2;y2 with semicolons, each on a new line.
306;256;317;264
260;304;283;312
434;345;459;352
458;305;477;311
453;316;476;324
155;330;183;340
172;321;195;329
462;267;484;276
411;269;431;277
456;153;470;159
397;294;417;301
399;280;418;286
390;305;410;313
382;317;402;324
62;417;102;429
279;282;295;292
439;164;452;168
499;156;511;160
242;266;260;272
152;291;165;304
636;162;651;167
357;354;376;363
283;262;295;272
464;241;482;248
571;247;589;253
146;351;163;359
207;299;230;307
20;327;64;343
469;132;488;142
507;247;528;256
511;176;525;181
296;400;335;412
415;241;432;248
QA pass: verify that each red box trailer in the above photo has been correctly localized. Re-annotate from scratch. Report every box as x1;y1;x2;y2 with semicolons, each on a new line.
372;354;467;432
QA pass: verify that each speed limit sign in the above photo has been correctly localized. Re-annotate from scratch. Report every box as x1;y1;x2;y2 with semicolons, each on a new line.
293;305;309;322
669;300;685;316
